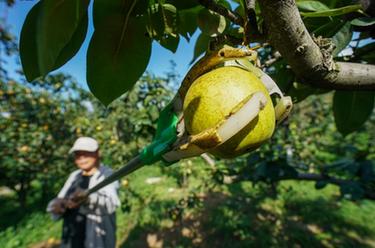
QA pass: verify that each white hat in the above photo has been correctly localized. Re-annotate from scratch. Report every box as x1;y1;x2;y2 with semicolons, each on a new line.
69;137;99;153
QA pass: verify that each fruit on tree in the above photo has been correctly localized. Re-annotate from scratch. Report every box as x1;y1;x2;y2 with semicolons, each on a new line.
183;66;275;158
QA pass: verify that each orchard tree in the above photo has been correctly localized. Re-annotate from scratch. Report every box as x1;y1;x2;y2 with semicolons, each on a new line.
0;71;176;207
17;0;375;199
0;74;89;207
19;0;375;117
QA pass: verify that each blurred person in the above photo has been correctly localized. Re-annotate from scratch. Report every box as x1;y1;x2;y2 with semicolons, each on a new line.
47;137;120;248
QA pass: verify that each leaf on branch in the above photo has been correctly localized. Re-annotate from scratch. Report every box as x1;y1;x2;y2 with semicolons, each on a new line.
332;22;352;57
296;1;330;12
312;18;347;37
190;32;210;64
351;17;375;27
166;0;200;10
358;160;374;183
20;0;90;82
159;35;180;53
324;158;358;174
160;4;178;36
354;42;375;63
93;0;148;28
87;14;152;105
146;3;178;39
333;91;375;136
178;6;202;41
197;9;226;36
300;4;362;17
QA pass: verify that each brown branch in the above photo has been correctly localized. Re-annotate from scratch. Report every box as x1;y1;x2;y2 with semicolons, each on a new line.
258;0;375;91
225;172;375;200
243;0;260;44
198;0;244;26
244;0;258;31
261;51;282;68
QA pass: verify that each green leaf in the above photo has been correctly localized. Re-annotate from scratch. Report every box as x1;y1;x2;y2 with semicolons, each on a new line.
358;160;374;183
333;91;375;136
53;13;89;70
20;0;89;81
313;18;346;37
355;42;375;63
93;0;133;28
87;16;152;105
20;1;42;81
146;3;178;38
325;159;358;174
166;0;199;10
351;17;375;27
159;35;180;53
160;4;178;35
146;4;165;38
190;32;210;64
197;9;226;36
355;42;375;57
178;6;202;40
234;4;245;17
332;22;352;57
297;1;330;12
300;4;361;17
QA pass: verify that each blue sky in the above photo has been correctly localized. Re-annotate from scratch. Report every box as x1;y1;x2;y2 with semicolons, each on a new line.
1;1;199;90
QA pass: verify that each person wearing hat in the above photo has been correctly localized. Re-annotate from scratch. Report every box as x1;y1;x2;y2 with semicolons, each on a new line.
47;137;120;248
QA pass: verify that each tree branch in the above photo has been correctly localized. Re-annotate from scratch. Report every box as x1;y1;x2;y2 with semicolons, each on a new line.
225;172;375;200
198;0;244;27
258;0;375;91
243;0;260;44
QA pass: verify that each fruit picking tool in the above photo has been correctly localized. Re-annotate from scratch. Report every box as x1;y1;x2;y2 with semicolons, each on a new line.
79;45;293;198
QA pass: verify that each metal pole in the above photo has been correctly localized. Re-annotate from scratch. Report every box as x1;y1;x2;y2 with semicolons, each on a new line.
86;155;144;195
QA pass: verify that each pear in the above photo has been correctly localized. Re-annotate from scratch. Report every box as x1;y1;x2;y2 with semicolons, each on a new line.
183;66;275;158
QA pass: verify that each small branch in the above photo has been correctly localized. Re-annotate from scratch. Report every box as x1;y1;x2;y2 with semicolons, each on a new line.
244;0;258;32
258;0;375;91
243;0;260;44
291;173;347;185
198;0;244;26
261;51;282;68
200;153;216;167
225;172;375;200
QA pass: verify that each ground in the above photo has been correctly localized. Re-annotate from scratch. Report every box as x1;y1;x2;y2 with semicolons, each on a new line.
1;160;375;248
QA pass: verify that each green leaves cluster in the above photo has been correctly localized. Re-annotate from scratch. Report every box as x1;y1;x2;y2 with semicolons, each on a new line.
19;0;203;105
19;0;250;105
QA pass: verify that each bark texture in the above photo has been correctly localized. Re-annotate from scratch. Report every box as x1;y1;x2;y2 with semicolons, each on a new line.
259;0;375;90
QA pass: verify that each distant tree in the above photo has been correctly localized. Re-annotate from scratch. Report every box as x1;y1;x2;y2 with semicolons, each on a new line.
0;69;175;207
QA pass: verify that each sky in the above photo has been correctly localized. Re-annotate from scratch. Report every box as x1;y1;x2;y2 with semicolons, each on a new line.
0;0;199;90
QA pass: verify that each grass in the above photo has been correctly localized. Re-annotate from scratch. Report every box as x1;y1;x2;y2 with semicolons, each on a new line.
1;159;375;248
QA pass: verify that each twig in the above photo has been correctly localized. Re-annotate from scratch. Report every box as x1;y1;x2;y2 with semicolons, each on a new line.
243;0;260;45
262;51;282;68
225;172;375;200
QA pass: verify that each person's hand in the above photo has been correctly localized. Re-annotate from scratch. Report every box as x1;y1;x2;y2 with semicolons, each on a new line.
49;198;67;214
66;189;88;209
